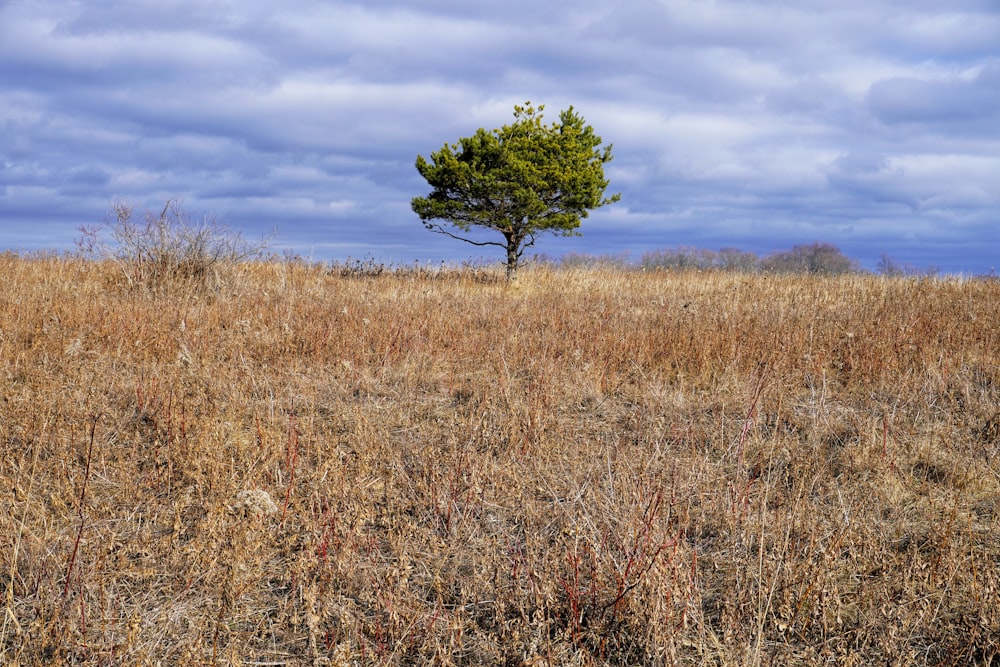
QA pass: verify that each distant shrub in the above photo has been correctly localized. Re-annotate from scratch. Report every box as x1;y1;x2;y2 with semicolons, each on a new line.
330;255;391;278
715;247;761;272
761;242;858;275
641;247;706;271
876;252;939;277
78;200;272;290
641;247;761;272
556;252;632;269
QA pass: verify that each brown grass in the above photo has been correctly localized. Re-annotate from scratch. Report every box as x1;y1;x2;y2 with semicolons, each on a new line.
2;255;999;666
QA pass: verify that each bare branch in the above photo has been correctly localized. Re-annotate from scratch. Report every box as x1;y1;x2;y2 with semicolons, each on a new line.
424;223;507;249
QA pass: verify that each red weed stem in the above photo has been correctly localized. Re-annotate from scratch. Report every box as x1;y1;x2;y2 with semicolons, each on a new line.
63;414;99;600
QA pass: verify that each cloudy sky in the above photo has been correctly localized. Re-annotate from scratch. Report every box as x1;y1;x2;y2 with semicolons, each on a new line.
1;0;998;273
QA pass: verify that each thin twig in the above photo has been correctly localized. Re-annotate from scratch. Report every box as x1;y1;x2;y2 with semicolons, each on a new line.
63;415;99;600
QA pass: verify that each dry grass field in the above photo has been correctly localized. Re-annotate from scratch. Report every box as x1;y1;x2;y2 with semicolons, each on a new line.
2;254;999;665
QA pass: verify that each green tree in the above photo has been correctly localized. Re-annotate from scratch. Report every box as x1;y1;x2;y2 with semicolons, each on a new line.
412;102;620;279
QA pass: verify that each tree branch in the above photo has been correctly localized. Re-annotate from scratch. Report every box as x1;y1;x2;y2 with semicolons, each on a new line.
517;231;538;259
424;223;508;249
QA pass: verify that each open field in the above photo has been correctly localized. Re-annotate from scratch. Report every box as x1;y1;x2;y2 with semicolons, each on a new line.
2;255;999;665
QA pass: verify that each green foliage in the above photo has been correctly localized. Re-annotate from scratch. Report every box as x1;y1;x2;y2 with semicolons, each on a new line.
412;102;620;279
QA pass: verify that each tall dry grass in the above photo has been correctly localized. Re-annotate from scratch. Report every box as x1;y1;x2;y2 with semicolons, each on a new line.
1;255;999;665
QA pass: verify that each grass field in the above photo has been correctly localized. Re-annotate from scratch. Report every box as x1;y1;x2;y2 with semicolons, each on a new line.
2;255;999;665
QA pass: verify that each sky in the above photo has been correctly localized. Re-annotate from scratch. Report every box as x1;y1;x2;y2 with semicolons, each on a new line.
1;0;998;274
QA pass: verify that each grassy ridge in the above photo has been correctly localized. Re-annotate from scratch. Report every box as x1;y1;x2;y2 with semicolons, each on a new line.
2;256;999;665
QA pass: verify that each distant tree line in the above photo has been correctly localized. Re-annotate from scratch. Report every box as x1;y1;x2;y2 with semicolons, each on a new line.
543;242;941;276
74;199;946;281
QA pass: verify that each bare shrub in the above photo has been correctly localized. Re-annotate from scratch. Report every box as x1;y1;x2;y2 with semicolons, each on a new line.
877;252;940;277
77;200;272;290
761;242;859;275
641;246;763;272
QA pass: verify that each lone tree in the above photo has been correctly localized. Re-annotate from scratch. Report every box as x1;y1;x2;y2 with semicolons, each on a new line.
412;102;620;279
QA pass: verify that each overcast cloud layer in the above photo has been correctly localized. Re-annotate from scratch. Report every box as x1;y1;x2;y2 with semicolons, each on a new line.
1;0;998;272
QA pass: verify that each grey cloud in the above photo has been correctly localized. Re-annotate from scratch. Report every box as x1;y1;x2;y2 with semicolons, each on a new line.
885;9;1000;59
825;153;919;212
766;78;853;117
867;64;1000;128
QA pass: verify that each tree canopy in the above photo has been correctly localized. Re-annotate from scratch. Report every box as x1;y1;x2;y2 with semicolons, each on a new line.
411;103;620;279
761;242;859;275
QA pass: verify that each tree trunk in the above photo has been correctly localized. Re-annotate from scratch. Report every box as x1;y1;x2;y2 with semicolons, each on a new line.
505;244;518;281
505;235;520;281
